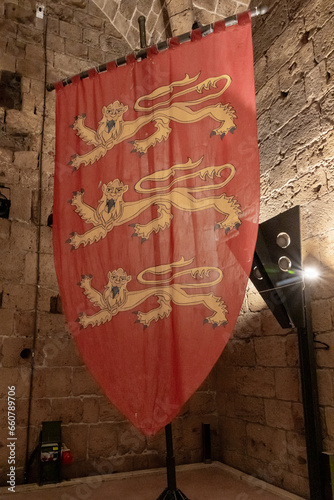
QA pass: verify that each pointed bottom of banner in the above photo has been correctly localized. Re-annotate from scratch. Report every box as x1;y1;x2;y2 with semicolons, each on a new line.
156;487;189;500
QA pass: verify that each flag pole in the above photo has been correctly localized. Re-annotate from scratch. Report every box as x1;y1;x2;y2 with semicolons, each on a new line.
46;6;269;92
156;423;189;500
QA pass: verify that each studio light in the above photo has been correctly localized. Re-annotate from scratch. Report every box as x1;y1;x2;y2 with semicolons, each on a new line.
303;266;320;280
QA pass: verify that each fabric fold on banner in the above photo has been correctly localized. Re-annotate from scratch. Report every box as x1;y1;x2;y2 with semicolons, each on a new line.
54;16;260;435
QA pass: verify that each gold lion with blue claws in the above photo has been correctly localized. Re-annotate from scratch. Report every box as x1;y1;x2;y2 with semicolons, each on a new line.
67;157;242;249
76;257;228;329
69;73;237;170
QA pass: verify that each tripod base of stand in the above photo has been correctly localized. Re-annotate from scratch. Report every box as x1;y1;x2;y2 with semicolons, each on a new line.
156;487;189;500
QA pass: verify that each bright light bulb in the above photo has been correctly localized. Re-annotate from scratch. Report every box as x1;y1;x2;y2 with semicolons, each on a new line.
303;266;320;280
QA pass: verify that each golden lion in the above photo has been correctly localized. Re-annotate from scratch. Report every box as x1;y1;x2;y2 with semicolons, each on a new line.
67;157;242;249
69;73;237;169
76;257;228;329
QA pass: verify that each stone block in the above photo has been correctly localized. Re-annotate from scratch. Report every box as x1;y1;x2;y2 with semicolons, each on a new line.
126;25;140;51
14;310;35;336
10;186;32;222
216;392;230;417
53;53;84;78
246;422;287;463
257;110;271;142
256;73;280;116
320;87;334;132
181;415;204;451
99;34;132;59
0;250;25;281
216;363;237;393
305;60;328;103
102;0;118;22
226;338;256;366
83;27;100;46
275;367;300;401
291;402;305;432
261;309;291;336
40;336;83;367
74;10;104;30
252;1;289;63
82;396;100;423
0;164;19;185
2;283;36;310
88;423;118;458
0;147;13;169
233;312;261;339
236;367;275;398
266;18;305;80
38;311;67;336
265;399;294;430
0;366;31;398
0;52;16;73
88;46;106;65
46;33;65;55
46;16;59;35
219;416;246;453
316;333;334;368
325;407;334;439
51;397;83;424
29;398;52;426
62;423;88;461
259;133;281;172
282;470;309;498
317;369;334;405
59;20;82;41
255;336;287;367
313;15;334;62
0;308;14;336
24;252;38;284
270;80;306;131
99;398;126;423
311;299;332;332
65;39;89;59
11;221;37;252
279;42;315;93
16;56;46;82
233;394;265;424
2;336;33;367
38;253;58;289
32;366;72;398
72;366;100;396
280;103;321;157
117;423;146;455
189;391;216;414
286;431;308;478
254;55;267;94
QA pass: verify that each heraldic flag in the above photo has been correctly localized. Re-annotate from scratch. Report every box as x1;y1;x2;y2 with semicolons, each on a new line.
54;13;260;435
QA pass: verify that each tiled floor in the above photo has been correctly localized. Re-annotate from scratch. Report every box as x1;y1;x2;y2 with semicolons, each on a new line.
0;462;305;500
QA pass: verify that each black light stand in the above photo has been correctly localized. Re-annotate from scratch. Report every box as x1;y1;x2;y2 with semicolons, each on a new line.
250;206;326;500
156;424;189;500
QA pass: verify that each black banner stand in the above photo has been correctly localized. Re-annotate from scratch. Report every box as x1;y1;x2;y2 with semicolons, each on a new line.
156;424;189;500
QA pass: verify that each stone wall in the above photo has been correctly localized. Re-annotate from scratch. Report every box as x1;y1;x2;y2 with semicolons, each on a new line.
216;0;334;498
0;0;222;486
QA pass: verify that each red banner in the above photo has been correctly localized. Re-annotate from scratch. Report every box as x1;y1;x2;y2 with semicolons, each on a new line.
54;14;259;435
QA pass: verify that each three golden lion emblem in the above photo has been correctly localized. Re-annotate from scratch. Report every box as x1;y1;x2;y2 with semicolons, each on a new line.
68;73;241;329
